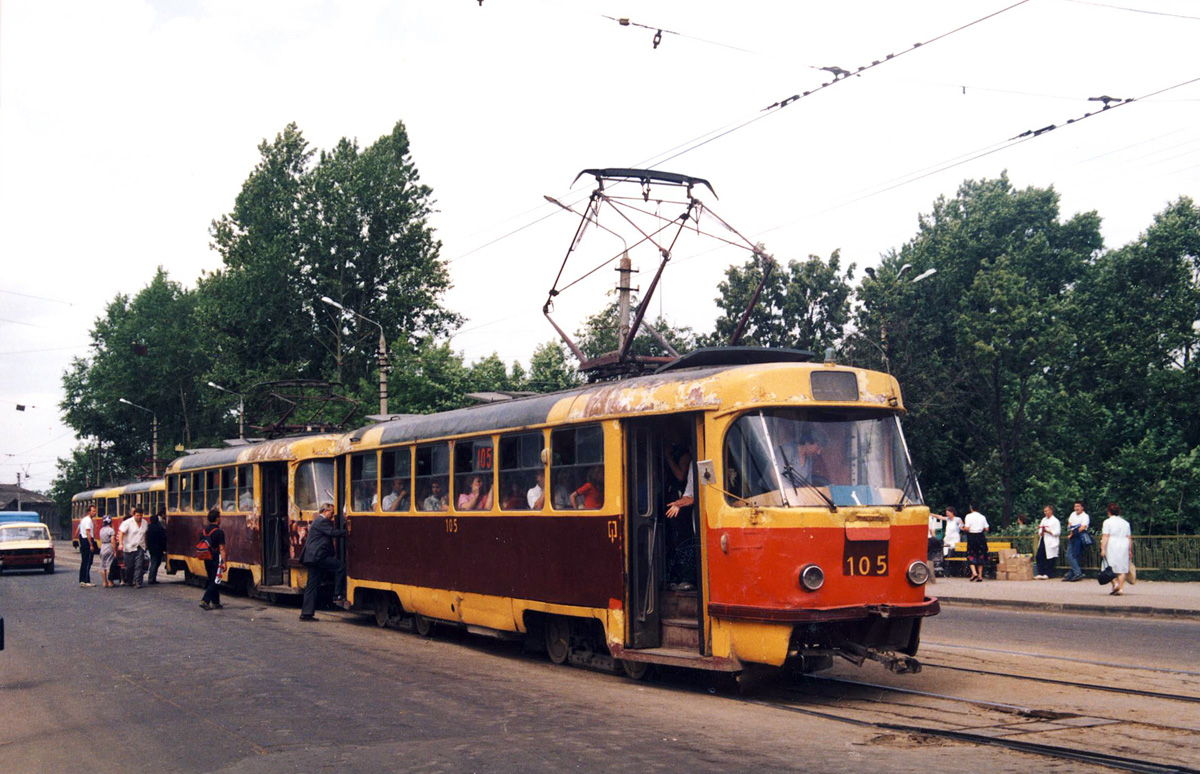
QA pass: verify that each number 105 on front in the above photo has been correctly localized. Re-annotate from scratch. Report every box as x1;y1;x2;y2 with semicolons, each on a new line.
843;541;889;576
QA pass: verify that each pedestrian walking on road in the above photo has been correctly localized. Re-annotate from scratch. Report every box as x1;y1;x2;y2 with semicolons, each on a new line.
1101;503;1133;596
1035;505;1061;579
146;509;167;584
299;503;347;621
964;504;989;582
199;509;226;611
117;507;149;588
1064;501;1091;582
98;516;118;588
78;505;97;587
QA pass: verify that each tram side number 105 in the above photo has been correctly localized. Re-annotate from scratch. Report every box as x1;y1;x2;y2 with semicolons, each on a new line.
843;540;889;576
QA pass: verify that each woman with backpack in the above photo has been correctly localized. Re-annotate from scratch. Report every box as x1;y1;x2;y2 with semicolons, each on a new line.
198;508;226;611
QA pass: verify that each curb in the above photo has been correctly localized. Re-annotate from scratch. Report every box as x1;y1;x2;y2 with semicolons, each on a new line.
936;595;1200;621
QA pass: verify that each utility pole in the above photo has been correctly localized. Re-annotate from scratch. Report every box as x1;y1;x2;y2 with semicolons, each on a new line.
15;472;22;510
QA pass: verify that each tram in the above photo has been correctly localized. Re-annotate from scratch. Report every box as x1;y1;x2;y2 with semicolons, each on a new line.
71;479;166;542
341;348;937;676
161;434;342;596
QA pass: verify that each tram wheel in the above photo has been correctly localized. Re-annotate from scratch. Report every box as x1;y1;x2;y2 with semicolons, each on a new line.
374;595;399;628
620;659;652;681
544;617;571;665
413;613;434;637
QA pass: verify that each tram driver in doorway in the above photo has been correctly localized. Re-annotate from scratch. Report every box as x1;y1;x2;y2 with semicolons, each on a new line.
665;436;697;592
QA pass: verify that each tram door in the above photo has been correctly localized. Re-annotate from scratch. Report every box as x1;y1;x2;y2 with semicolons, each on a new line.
626;420;663;648
625;414;701;649
260;462;289;586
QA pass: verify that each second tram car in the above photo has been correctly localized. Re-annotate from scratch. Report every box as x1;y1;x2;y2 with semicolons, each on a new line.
163;435;342;596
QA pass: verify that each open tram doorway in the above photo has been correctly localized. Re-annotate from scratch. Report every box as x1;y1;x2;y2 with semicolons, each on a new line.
624;413;703;653
260;462;289;587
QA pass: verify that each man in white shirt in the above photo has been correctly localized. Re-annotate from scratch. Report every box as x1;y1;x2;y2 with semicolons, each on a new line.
527;470;546;510
117;507;150;589
1064;501;1090;582
78;505;97;587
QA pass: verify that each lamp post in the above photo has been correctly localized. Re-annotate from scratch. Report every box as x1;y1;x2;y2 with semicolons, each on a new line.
206;382;245;440
863;265;938;373
119;398;158;476
322;296;388;415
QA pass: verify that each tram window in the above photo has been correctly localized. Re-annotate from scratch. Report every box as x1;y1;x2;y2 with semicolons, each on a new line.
237;466;254;511
454;438;494;511
350;452;378;512
178;474;190;512
191;472;204;512
294;459;336;512
107;498;118;518
380;448;411;513
415;443;450;512
205;471;220;513
221;468;236;511
551;425;604;510
499;433;544;511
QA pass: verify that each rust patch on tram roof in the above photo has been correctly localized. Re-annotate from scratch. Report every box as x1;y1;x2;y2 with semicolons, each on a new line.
569;374;722;419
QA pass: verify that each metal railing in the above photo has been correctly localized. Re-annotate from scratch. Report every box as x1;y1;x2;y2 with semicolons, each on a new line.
997;534;1200;572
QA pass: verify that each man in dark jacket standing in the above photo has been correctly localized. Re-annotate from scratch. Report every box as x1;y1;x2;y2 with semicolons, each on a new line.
146;509;168;584
299;503;347;621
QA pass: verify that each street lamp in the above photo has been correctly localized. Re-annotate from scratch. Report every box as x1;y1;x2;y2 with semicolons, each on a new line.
321;296;389;415
118;398;158;476
866;266;938;373
206;382;245;440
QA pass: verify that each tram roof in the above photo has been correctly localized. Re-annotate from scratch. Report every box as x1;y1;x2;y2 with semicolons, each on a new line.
166;433;343;473
353;354;900;448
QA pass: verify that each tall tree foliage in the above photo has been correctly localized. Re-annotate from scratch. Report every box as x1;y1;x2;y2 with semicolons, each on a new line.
201;121;458;410
854;175;1103;522
708;249;855;352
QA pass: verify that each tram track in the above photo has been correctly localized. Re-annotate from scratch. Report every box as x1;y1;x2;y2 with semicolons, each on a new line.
729;691;1200;774
920;661;1200;704
717;672;1200;774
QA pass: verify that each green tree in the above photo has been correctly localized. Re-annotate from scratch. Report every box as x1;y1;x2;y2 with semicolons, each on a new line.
526;341;582;392
707;249;855;352
575;299;696;361
59;268;219;475
201;121;458;414
855;175;1103;522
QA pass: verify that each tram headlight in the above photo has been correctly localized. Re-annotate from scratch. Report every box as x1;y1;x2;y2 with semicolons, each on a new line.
906;560;931;586
798;563;825;592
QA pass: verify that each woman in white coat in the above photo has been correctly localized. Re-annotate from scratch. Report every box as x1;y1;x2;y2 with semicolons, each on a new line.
1101;502;1133;596
1035;505;1061;579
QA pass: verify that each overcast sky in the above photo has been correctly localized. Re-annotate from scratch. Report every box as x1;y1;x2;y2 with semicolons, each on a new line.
2;0;1198;491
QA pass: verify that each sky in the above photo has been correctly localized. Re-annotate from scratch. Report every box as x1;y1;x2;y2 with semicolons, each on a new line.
1;0;1198;492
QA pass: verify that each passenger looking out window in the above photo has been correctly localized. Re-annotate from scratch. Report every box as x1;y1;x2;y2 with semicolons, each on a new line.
415;444;450;512
500;432;543;511
454;439;493;511
551;425;604;510
381;448;411;512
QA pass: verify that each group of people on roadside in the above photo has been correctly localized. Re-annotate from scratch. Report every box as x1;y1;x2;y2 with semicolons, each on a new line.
929;500;1134;594
76;503;168;589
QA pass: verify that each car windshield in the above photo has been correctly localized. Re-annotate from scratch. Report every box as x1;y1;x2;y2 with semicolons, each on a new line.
722;408;921;508
0;525;50;542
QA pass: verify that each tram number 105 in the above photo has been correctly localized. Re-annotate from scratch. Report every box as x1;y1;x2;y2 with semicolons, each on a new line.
843;541;889;576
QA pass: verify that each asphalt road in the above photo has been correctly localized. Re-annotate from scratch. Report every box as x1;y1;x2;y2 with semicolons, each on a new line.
921;605;1200;671
3;560;1179;773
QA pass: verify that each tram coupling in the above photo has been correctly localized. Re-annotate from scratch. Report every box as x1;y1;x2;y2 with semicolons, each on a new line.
836;640;922;674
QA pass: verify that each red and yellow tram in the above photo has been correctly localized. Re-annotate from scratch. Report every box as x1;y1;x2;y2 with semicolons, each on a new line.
341;349;937;675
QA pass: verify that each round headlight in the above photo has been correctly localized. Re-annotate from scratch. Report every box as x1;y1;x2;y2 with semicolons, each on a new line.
799;563;825;591
907;560;931;586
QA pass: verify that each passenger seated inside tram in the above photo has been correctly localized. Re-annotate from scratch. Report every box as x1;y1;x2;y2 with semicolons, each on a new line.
527;470;546;509
456;474;492;510
381;478;409;512
420;480;449;512
501;480;525;510
353;482;374;512
570;466;604;509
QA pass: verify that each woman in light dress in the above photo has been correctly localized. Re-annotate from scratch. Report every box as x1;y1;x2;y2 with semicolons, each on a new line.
98;516;118;588
1101;502;1133;596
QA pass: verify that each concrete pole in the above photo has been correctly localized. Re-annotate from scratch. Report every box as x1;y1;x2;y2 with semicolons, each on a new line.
378;330;388;416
